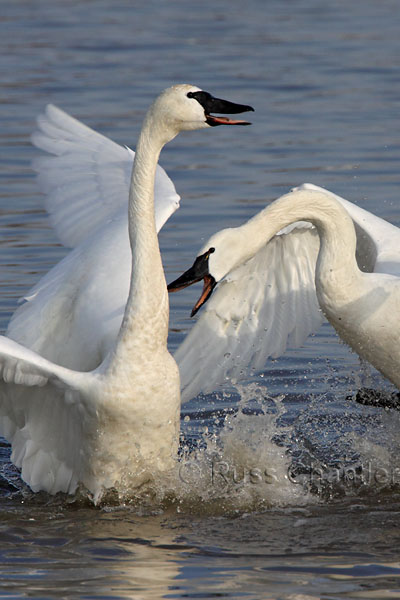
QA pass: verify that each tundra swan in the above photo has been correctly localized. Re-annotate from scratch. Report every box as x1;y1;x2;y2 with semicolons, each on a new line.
168;185;400;401
0;85;253;501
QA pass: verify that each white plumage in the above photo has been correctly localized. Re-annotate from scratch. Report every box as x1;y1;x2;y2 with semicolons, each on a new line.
0;85;253;501
173;185;400;401
10;104;180;371
32;103;181;247
4;90;398;500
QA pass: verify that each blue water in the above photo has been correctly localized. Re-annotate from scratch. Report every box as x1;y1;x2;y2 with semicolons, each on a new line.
1;0;400;598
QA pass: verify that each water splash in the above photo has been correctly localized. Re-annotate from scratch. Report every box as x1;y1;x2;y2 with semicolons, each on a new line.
4;377;400;513
163;382;314;513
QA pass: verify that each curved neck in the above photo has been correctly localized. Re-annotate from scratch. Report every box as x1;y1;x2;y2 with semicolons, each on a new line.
127;118;165;322
107;110;172;370
242;189;362;291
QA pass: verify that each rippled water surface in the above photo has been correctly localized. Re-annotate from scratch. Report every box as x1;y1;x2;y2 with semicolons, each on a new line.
1;1;400;598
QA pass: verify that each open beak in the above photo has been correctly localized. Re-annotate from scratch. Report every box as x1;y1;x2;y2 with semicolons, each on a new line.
188;90;254;126
167;248;217;317
206;114;251;126
205;95;254;126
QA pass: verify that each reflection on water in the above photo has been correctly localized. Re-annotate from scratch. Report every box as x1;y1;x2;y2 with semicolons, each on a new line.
2;493;400;599
1;0;400;597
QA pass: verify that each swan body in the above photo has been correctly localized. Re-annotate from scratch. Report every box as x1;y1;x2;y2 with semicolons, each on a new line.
169;185;400;400
0;85;253;500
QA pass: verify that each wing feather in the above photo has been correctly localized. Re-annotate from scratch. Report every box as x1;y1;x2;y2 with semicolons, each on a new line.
176;227;324;402
0;336;93;495
0;336;86;389
32;104;180;247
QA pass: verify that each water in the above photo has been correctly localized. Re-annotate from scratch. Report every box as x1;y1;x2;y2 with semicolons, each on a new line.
1;0;400;597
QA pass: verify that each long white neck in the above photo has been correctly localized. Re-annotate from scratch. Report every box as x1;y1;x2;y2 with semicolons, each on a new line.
240;189;362;298
105;109;172;371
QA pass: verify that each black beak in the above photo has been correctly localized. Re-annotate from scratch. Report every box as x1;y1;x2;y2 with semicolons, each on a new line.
187;90;254;126
167;248;217;317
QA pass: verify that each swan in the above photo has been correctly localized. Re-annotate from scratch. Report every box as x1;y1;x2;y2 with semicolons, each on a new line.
0;85;253;501
7;93;252;373
168;184;400;401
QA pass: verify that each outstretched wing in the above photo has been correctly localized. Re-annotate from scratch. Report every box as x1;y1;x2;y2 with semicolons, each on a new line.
32;104;180;247
0;336;83;388
176;226;323;402
0;336;93;495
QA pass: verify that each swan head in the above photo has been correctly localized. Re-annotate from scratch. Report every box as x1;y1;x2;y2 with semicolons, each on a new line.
148;85;254;140
168;226;247;316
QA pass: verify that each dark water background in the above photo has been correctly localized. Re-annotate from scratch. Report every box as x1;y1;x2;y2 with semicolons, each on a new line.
1;1;400;598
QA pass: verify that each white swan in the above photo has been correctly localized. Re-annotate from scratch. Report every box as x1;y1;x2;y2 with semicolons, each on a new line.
168;184;400;401
8;93;252;374
0;85;253;501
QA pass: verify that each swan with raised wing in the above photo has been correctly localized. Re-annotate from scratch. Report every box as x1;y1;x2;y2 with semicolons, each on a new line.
0;85;253;501
10;93;252;371
168;185;400;401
